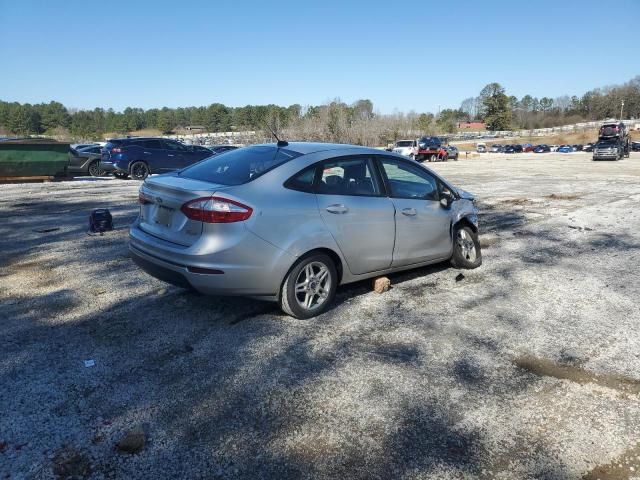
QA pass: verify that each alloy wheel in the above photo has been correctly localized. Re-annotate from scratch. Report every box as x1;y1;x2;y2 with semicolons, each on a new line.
88;161;101;177
294;261;331;311
457;229;477;262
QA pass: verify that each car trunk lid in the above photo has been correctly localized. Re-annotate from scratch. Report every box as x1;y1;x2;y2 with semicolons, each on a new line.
138;174;231;247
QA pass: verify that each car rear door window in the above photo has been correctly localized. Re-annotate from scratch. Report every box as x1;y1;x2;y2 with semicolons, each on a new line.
163;140;187;151
379;158;439;201
284;166;316;193
316;157;381;197
140;139;162;149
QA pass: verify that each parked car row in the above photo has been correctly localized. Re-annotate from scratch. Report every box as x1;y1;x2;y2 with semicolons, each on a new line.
480;143;597;154
66;138;240;179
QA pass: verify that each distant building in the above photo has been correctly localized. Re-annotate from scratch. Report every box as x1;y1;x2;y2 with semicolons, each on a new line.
457;121;486;130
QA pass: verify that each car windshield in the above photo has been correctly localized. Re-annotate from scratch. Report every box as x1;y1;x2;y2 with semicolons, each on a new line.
419;137;440;146
179;145;301;185
396;141;414;147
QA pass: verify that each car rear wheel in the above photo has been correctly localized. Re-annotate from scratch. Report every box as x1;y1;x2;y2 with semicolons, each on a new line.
88;160;103;177
451;225;482;269
280;253;337;319
130;161;149;180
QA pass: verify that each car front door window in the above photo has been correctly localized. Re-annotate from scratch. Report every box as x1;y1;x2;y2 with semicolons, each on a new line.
380;159;439;201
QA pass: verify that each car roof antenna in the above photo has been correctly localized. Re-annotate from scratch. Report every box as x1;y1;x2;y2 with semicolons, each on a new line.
266;123;288;148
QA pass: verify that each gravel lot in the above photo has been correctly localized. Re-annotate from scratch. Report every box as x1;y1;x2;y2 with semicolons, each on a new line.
1;152;640;479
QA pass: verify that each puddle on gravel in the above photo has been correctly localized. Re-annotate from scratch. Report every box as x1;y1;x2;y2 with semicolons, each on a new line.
582;443;640;480
514;355;640;394
498;198;533;206
546;193;582;201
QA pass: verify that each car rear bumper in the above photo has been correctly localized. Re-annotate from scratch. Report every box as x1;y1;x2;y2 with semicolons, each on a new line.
99;161;126;173
128;221;295;297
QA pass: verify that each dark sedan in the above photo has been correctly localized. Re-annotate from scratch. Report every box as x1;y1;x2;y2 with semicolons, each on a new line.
534;144;551;153
68;145;104;176
444;145;459;161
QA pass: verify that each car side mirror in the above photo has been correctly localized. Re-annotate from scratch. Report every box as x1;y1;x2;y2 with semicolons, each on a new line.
440;189;454;208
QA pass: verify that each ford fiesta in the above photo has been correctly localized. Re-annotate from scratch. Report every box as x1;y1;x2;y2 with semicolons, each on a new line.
129;142;481;318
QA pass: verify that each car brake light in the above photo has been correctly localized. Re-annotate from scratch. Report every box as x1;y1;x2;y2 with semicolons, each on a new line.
138;192;152;205
181;196;253;223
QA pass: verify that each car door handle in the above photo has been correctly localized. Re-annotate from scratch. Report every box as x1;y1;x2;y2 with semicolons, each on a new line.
401;208;417;216
167;154;175;157
143;151;152;154
325;204;348;214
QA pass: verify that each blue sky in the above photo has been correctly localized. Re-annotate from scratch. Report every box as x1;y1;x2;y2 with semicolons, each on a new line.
0;0;638;114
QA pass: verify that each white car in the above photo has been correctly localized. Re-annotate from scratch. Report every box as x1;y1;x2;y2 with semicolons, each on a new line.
392;140;418;158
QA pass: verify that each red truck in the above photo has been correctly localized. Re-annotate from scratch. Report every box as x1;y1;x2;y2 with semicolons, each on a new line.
415;136;449;162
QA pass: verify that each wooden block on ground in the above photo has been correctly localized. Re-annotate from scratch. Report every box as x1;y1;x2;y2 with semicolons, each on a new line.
373;276;391;293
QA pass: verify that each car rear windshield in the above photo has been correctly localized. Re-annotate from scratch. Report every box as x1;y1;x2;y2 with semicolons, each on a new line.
179;146;301;185
396;141;414;147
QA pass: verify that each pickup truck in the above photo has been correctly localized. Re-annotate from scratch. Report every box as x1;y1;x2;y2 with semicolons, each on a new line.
392;140;418;159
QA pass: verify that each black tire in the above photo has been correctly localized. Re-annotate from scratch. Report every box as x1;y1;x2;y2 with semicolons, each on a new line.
451;224;482;269
280;253;338;319
130;161;150;180
114;172;129;179
88;160;103;177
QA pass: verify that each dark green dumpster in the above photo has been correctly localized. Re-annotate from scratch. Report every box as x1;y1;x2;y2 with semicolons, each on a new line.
0;139;70;177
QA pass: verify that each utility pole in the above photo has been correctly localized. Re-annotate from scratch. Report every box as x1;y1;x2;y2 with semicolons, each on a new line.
620;100;624;120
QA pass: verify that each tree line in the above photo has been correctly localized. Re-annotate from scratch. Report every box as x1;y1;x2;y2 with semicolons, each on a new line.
1;77;639;143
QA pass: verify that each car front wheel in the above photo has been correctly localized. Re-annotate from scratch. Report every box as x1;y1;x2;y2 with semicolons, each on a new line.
130;161;150;180
280;253;337;319
451;225;482;269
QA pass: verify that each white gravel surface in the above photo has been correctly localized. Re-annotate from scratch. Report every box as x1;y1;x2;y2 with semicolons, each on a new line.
1;153;640;479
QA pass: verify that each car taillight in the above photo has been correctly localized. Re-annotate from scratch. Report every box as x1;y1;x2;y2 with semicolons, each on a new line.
181;196;253;223
138;192;152;205
111;147;122;153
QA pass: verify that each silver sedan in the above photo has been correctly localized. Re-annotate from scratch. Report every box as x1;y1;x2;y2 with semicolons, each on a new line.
129;142;481;318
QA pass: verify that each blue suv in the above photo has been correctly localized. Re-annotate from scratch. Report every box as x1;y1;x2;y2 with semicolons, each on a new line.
100;138;214;180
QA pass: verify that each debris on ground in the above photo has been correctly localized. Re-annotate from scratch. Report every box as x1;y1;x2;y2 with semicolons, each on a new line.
455;273;465;282
115;427;146;454
373;276;391;293
33;227;61;233
52;448;92;479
